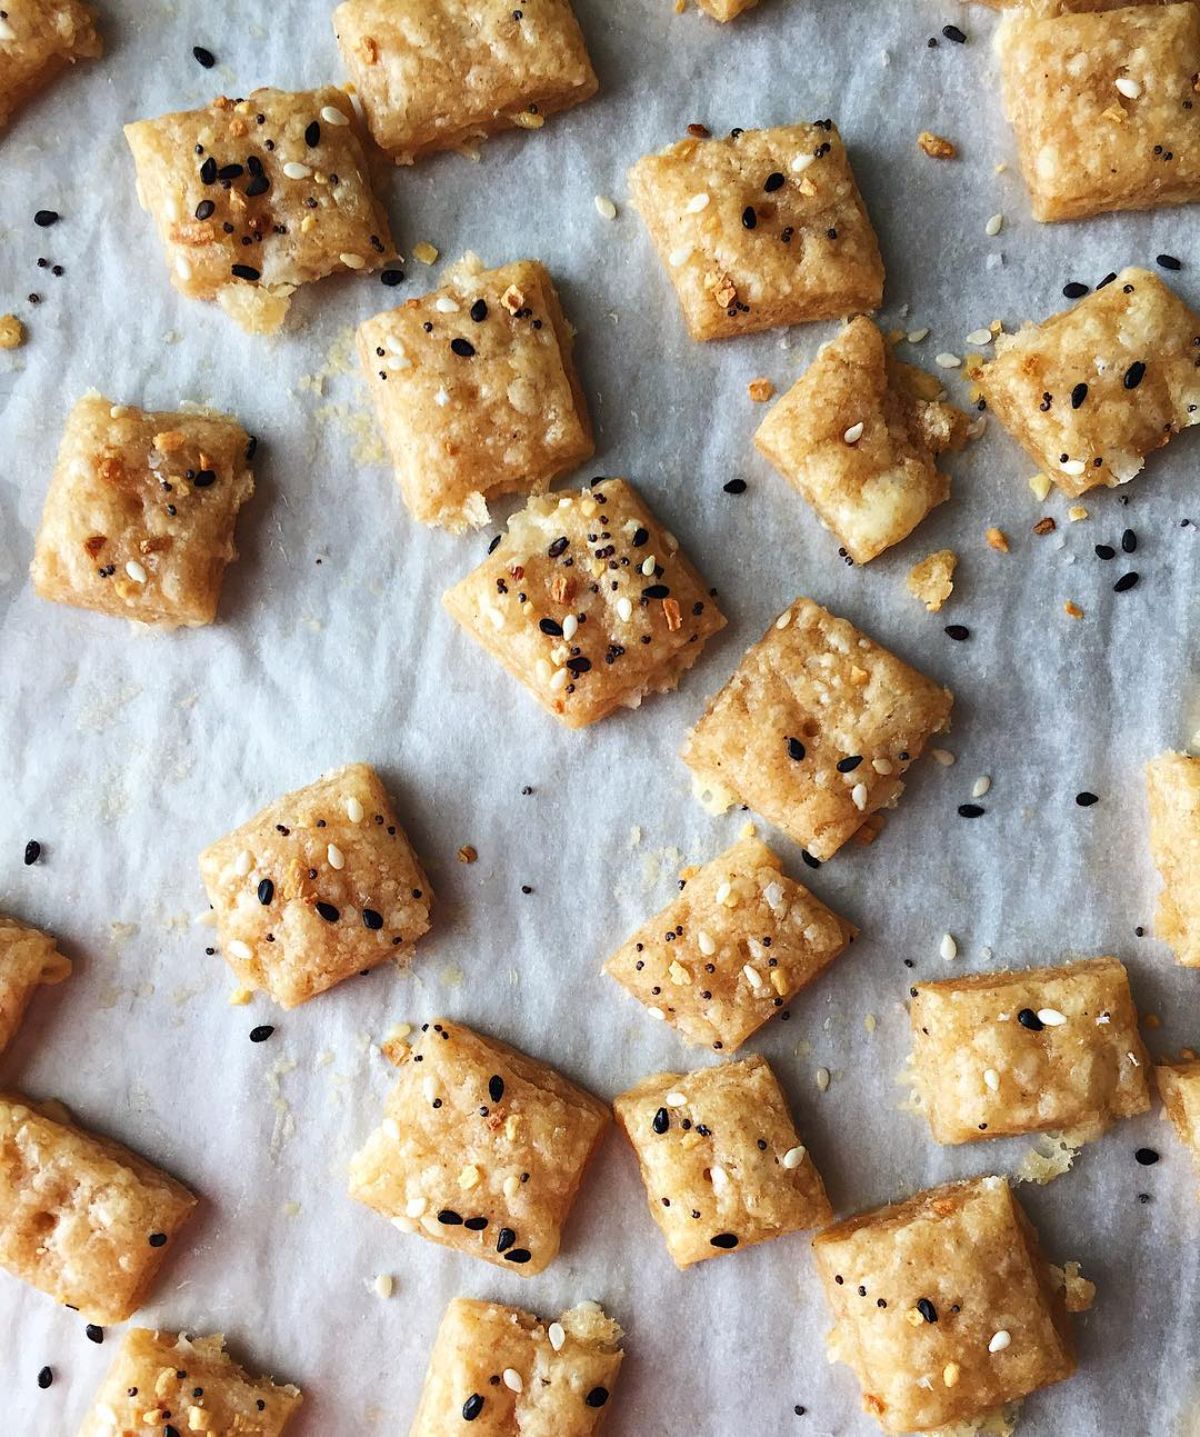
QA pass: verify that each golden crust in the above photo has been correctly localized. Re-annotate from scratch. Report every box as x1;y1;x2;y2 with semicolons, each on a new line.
682;597;952;861
614;1055;831;1268
997;2;1200;221
409;1297;623;1436
443;478;725;727
198;763;432;1009
0;1095;196;1323
333;0;597;164
977;268;1200;497
695;0;761;18
0;0;101;133
78;1328;302;1436
628;121;884;341
755;317;972;563
348;1020;608;1276
813;1176;1077;1434
603;836;855;1051
910;956;1151;1145
1147;751;1200;966
30;393;255;628
1156;1060;1200;1182
358;258;593;529
976;0;1167;11
0;915;70;1055
125;87;393;334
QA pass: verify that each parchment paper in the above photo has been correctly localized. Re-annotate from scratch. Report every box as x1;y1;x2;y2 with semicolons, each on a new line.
2;0;1198;1432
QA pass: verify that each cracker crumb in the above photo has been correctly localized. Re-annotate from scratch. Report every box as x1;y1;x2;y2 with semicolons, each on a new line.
1028;473;1052;501
1067;504;1088;522
747;377;775;402
412;241;440;265
985;527;1010;553
906;550;957;612
373;1273;394;1299
0;314;26;349
228;987;253;1006
457;845;478;864
917;131;957;160
1064;600;1084;619
1033;517;1056;536
1017;1133;1081;1185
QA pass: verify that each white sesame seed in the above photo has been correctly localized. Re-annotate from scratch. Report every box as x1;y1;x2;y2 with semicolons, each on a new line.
668;245;692;267
697;930;716;956
906;327;930;343
1038;1008;1067;1026
985;213;1004;237
685;192;710;213
234;850;253;877
593;195;617;220
562;614;578;640
782;1145;806;1169
646;1006;665;1021
1060;458;1087;477
843;421;865;444
345;795;364;823
715;881;732;905
405;1196;427;1217
939;933;958;961
935;352;962;369
1115;76;1142;99
503;1368;523;1392
743;964;764;988
710;1164;729;1193
851;782;868;811
340;252;366;269
932;748;956;766
391;1216;416;1233
327;843;345;870
175;255;192;280
0;17;14;38
666;1091;687;1107
972;775;992;798
966;328;993;347
283;161;313;179
548;1322;566;1351
322;104;350;126
616;596;632;622
229;939;252;961
989;1329;1012;1353
815;1067;831;1093
641;555;656;576
791;152;815;172
775;609;793;629
125;559;148;583
549;667;569;692
374;1273;394;1299
983;1068;1000;1091
434;296;460;312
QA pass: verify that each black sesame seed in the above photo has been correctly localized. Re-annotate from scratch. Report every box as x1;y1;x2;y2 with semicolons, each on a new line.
249;1025;274;1043
470;298;488;322
1124;361;1146;390
200;156;218;184
315;901;340;922
360;907;383;931
585;1387;610;1408
1121;528;1137;553
1114;572;1139;592
942;23;966;42
539;617;564;636
764;171;785;192
495;1227;516;1253
653;1107;670;1134
1062;281;1089;299
231;264;260;281
437;1209;463;1225
723;478;748;494
957;803;985;818
1076;791;1099;807
503;1248;533;1263
34;209;59;228
1136;1147;1160;1166
37;1367;53;1389
194;199;216;221
1095;544;1115;560
836;755;863;772
742;206;757;229
381;269;405;287
305;120;321;147
548;536;569;558
916;1298;938;1323
642;583;670;599
217;163;244;181
85;1325;103;1344
148;1232;168;1247
463;1216;488;1231
23;839;41;866
710;1232;739;1249
1157;254;1182;272
245;174;270;197
489;1075;505;1103
1071;383;1088;410
1017;1008;1044;1032
566;656;591;674
801;850;820;869
451;337;476;358
462;1394;484;1421
944;624;970;641
257;878;274;905
192;469;216;488
787;737;806;762
192;45;215;68
631;527;650;547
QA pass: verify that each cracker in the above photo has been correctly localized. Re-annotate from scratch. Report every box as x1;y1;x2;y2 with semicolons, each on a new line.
907;550;957;612
997;2;1200;221
977;267;1200;496
125;87;393;334
614;1056;830;1268
628;121;884;341
332;0;597;164
1156;1060;1200;1182
0;0;101;133
78;1328;302;1437
30;392;255;628
1147;751;1200;966
0;1096;196;1323
0;914;70;1055
349;1019;608;1275
682;597;952;861
603;835;855;1052
198;763;432;1009
443;477;725;727
358;257;593;530
409;1297;622;1435
813;1175;1078;1434
909;956;1150;1144
754;317;973;563
696;0;760;19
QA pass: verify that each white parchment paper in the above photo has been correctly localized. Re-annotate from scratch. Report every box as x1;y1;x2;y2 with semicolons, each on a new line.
2;0;1199;1432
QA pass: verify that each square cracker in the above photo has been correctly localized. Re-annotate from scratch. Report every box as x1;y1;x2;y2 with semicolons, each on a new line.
349;1019;608;1275
198;762;432;1009
909;956;1150;1145
812;1176;1078;1434
755;316;975;564
977;267;1200;497
682;597;952;861
0;0;102;133
1147;751;1200;966
30;392;255;628
125;86;394;335
358;257;593;530
1156;1060;1200;1184
0;914;70;1055
0;1095;196;1323
78;1328;302;1437
443;477;726;727
614;1055;830;1268
410;1297;623;1436
603;835;856;1053
628;121;884;341
332;0;597;165
997;2;1200;222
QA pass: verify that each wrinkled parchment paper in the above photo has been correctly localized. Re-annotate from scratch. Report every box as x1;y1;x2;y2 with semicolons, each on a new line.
2;0;1199;1432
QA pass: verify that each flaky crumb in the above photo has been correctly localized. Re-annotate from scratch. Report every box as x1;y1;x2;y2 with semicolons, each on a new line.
1033;517;1056;536
917;131;957;160
1016;1133;1081;1185
412;241;440;265
985;527;1010;553
1028;473;1052;502
1064;600;1084;620
1067;505;1088;522
747;377;775;403
0;314;25;349
906;550;957;612
457;845;478;864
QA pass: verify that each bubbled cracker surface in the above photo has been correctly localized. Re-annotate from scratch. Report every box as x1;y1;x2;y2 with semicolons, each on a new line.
614;1055;830;1268
682;597;952;860
978;267;1200;496
0;0;101;130
0;914;70;1056
125;87;393;333
357;258;593;529
0;1097;196;1324
409;1298;623;1437
333;0;597;163
997;2;1200;221
348;1020;608;1276
30;393;254;628
628;122;884;341
603;835;855;1052
909;956;1151;1145
754;316;969;564
198;762;432;1008
78;1328;302;1437
813;1177;1075;1435
443;477;725;726
1146;752;1200;966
